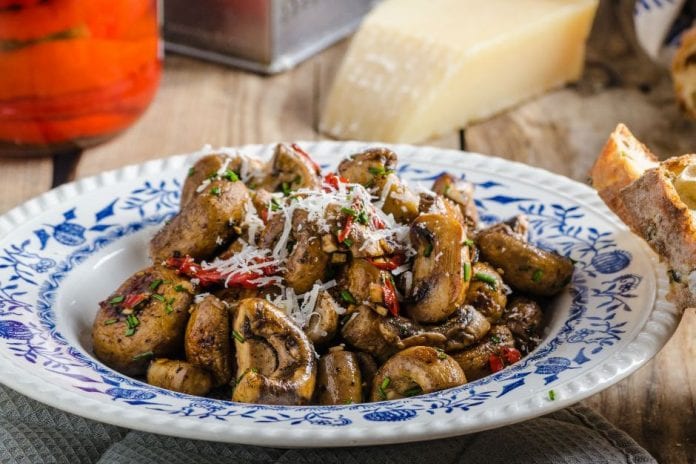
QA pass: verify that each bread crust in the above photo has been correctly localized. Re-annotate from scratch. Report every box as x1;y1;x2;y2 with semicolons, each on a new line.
589;124;658;228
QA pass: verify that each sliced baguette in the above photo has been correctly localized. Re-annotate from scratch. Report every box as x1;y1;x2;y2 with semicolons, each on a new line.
619;155;696;311
589;123;658;228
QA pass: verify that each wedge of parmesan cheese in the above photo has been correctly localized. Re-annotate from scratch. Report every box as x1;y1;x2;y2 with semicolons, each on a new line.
320;0;599;143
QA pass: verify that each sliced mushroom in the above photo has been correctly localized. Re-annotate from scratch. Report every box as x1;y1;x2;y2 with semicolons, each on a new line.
370;346;466;401
338;147;398;187
432;173;479;231
181;154;266;208
407;213;469;323
147;359;213;396
426;305;491;351
150;179;250;263
261;143;321;193
464;262;507;323
315;350;363;405
502;296;543;355
304;291;341;345
477;223;574;296
355;352;378;395
92;266;194;376
449;325;515;381
338;258;383;305
381;173;420;224
341;305;398;361
184;294;232;387
232;298;317;405
284;210;330;294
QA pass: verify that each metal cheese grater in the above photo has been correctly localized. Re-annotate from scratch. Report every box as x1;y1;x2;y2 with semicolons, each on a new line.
163;0;379;74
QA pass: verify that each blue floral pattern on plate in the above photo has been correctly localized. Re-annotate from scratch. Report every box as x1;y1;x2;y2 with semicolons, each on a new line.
0;143;676;446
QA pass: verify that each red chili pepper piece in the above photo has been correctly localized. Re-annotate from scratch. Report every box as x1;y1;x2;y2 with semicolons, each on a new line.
322;172;348;192
291;143;322;175
381;272;400;316
337;214;354;243
489;353;504;373
371;214;386;230
368;254;405;271
123;292;150;309
500;346;522;364
165;256;277;288
259;206;269;224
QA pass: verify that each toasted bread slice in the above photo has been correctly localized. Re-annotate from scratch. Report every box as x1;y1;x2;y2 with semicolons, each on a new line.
619;155;696;311
672;26;696;119
589;124;658;228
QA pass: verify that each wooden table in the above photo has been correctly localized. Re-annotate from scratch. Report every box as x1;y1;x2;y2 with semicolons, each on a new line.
1;4;694;462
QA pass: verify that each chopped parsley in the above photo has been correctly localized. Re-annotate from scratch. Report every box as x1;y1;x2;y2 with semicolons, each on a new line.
210;186;221;196
103;319;118;326
548;390;556;401
490;335;501;344
281;182;291;196
109;295;124;305
532;269;544;283
270;197;282;211
152;294;165;302
174;284;186;293
187;167;196;177
342;238;354;247
165;297;175;314
232;330;246;343
340;290;357;304
436;348;447;360
368;166;394;177
149;279;163;291
463;238;475;247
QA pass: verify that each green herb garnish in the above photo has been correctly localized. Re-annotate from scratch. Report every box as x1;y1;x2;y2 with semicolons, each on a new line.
342;238;354;247
125;314;139;337
403;385;423;397
357;210;369;225
232;330;246;343
424;242;434;258
104;319;118;326
532;269;544;283
270;197;282;211
341;207;357;217
174;284;186;293
548;390;556;401
210;186;221;196
224;170;239;182
378;376;391;400
152;294;165;302
340;290;357;304
281;182;291;196
149;279;163;291
187;167;196;177
463;238;475;247
474;272;497;288
132;351;154;361
463;262;471;282
436;348;447;360
490;335;501;344
109;295;124;305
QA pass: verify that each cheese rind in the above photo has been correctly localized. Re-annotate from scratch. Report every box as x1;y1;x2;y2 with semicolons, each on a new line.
320;0;599;143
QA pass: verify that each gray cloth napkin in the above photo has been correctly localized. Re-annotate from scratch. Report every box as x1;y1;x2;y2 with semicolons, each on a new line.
0;384;655;464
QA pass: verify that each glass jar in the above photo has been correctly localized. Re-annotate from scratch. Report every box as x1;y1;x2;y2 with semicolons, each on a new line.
0;0;161;156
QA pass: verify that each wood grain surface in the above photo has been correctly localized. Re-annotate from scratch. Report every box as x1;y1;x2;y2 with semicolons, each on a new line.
1;2;694;462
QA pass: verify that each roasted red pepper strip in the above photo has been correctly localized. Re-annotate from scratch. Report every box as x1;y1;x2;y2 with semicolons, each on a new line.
322;172;348;192
368;254;405;271
259;205;269;224
489;354;504;373
500;346;522;364
337;214;354;244
165;256;275;288
381;272;400;316
123;292;150;309
291;143;322;175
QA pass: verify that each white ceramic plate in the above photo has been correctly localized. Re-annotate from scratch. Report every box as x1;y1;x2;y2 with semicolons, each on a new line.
0;142;679;447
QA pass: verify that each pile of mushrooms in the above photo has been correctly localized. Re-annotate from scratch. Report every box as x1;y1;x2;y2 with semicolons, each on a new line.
91;144;573;405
